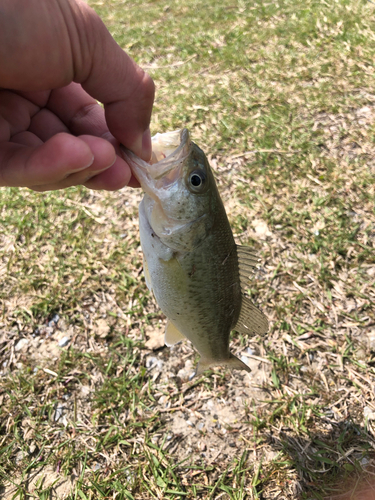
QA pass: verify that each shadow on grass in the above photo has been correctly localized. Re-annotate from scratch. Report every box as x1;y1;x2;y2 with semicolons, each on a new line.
265;417;375;500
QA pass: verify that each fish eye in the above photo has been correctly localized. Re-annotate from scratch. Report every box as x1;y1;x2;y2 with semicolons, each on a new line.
188;170;206;191
191;174;202;187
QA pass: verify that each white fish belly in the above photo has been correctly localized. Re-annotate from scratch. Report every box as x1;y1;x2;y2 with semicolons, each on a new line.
139;199;241;362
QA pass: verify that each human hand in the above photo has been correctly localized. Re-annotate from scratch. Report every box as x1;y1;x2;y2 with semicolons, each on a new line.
0;0;154;191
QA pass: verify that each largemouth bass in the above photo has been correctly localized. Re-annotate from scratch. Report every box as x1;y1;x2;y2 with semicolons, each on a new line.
121;129;268;374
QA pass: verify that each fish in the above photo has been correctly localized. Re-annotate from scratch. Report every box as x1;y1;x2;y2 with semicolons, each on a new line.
121;129;268;375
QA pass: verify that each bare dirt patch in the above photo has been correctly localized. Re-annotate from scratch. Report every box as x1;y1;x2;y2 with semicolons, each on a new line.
0;466;76;500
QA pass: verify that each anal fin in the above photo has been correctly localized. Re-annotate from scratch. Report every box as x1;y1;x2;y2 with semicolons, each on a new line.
164;321;185;347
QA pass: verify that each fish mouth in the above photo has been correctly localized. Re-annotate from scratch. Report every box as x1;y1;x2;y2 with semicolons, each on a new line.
120;129;191;191
149;129;190;180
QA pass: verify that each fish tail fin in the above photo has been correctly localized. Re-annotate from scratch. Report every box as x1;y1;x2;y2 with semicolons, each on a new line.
196;358;211;376
196;354;251;376
227;353;251;373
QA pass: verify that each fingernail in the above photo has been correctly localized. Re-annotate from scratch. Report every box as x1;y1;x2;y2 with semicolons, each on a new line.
83;155;117;182
84;156;95;169
69;155;94;174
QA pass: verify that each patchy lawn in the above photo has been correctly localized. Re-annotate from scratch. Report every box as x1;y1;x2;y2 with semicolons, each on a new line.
1;0;375;498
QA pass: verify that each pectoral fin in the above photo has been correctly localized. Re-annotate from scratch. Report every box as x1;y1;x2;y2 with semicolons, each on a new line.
235;244;269;336
164;321;185;347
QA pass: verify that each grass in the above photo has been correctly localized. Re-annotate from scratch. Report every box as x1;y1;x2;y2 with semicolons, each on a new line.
1;0;375;498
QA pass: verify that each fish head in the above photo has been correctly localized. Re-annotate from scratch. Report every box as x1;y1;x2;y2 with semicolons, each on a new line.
121;129;220;252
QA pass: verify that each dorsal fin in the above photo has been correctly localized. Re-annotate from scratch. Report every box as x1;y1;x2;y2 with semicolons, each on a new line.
236;244;259;291
236;244;259;265
235;244;269;336
234;296;269;336
164;321;185;346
